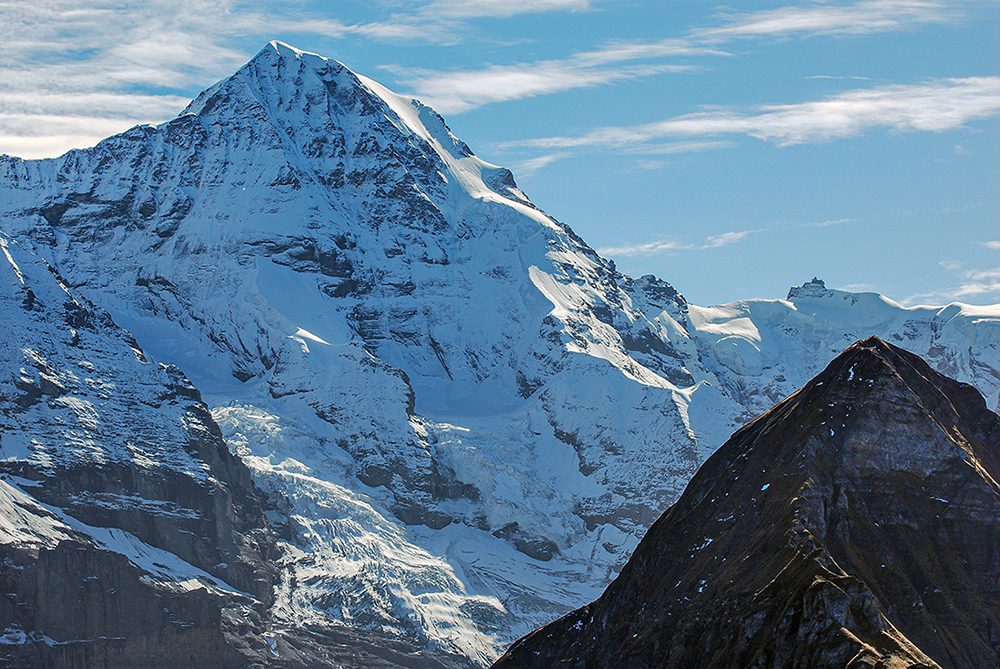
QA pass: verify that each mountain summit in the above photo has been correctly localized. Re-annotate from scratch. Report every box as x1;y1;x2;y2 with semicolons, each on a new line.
494;337;1000;668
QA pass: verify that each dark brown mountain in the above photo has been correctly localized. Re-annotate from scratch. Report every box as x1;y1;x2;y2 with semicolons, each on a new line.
492;336;1000;669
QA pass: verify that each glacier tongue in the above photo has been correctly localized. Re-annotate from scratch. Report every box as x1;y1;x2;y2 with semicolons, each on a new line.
1;41;999;666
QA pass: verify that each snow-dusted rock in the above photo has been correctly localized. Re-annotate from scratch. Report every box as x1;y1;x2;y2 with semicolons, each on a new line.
0;235;278;666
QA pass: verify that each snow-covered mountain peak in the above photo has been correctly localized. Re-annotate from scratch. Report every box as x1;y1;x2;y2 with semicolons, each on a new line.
179;40;531;220
2;43;999;667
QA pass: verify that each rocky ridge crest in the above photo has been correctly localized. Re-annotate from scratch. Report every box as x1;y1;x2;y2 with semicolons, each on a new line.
494;337;1000;668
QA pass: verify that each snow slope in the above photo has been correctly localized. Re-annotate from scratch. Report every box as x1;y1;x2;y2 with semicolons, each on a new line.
1;42;998;666
689;278;1000;417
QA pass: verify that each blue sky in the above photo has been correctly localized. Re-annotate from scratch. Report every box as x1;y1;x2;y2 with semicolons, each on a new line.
2;0;998;306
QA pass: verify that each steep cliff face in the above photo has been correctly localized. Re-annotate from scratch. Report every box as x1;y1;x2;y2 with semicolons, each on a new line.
494;337;1000;669
0;235;278;667
1;41;999;666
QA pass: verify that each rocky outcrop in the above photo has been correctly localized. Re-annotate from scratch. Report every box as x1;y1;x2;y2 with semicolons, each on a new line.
0;539;270;669
0;236;280;666
494;337;1000;668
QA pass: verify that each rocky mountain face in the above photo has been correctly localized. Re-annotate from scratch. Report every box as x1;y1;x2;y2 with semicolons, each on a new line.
1;41;999;666
0;234;279;667
493;337;1000;669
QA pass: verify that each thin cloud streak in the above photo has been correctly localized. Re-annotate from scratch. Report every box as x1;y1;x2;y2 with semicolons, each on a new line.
511;153;569;177
597;218;861;261
598;228;764;257
509;140;733;173
837;282;877;292
400;0;960;116
804;218;857;228
395;40;719;114
697;0;955;40
402;62;697;115
598;239;692;257
623;140;735;155
511;78;1000;150
703;229;762;248
0;114;164;159
0;93;191;120
422;0;590;18
908;260;1000;305
806;75;872;81
908;277;1000;304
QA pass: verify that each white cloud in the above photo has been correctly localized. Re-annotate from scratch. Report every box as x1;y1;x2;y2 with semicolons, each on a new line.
511;152;569;176
984;241;1000;250
634;159;666;171
570;40;727;67
394;44;712;114
400;62;695;114
0;113;172;161
511;77;1000;150
624;140;735;155
909;258;1000;305
598;227;763;257
806;75;872;80
393;0;967;124
0;93;191;120
0;133;127;161
837;282;877;292
703;230;762;248
949;272;1000;300
422;0;590;18
598;239;691;257
696;0;955;40
964;268;1000;282
804;218;857;228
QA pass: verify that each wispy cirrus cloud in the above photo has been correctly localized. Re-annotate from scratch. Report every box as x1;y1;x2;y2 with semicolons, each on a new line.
907;272;1000;304
696;0;956;40
703;230;763;248
625;140;737;155
837;282;877;292
398;0;962;117
803;218;857;228
598;227;765;257
393;40;719;114
597;239;691;257
0;0;611;157
907;253;1000;305
1;1;243;156
421;0;590;18
598;217;865;260
509;77;1000;151
511;152;570;177
399;61;699;114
